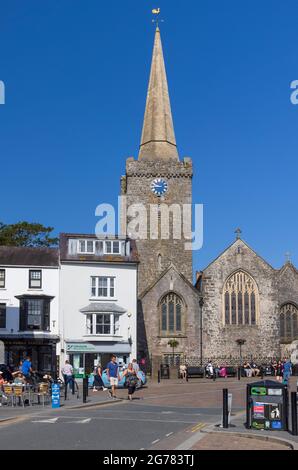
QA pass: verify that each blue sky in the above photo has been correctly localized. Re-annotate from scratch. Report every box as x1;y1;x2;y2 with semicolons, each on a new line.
0;0;297;272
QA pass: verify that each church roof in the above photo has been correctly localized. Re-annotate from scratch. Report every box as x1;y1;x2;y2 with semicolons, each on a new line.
139;263;200;299
277;261;298;276
138;27;179;162
199;237;276;274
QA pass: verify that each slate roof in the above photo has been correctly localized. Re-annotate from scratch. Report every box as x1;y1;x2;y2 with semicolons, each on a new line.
59;233;139;264
0;246;59;267
80;303;126;314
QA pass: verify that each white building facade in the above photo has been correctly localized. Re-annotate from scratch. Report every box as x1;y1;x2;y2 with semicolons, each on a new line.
59;234;138;377
0;246;60;375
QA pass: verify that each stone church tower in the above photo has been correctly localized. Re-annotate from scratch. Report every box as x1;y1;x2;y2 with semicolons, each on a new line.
121;27;200;364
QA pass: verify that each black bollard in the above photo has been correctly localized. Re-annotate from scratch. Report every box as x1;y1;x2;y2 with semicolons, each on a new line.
64;381;67;401
213;370;216;381
158;370;160;383
291;391;298;436
223;388;229;428
72;375;75;395
83;377;88;403
238;367;241;381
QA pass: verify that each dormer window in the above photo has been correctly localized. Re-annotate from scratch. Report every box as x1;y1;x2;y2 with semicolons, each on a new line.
79;240;94;253
76;239;125;255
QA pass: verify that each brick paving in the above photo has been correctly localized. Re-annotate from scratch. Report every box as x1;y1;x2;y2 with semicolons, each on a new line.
192;433;290;450
137;375;298;409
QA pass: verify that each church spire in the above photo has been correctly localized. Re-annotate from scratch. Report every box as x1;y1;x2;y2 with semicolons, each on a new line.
138;27;179;161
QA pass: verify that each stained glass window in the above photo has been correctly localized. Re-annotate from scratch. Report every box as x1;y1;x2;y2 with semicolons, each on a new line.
223;271;259;326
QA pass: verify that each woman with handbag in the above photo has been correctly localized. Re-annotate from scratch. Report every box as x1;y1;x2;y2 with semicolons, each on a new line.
93;363;107;392
123;363;138;401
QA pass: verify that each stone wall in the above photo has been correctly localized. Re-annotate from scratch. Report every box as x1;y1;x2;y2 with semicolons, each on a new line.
201;239;281;359
121;157;193;295
138;266;200;360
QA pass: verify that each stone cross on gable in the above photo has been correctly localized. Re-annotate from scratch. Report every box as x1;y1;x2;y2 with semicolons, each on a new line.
235;228;242;240
285;252;291;263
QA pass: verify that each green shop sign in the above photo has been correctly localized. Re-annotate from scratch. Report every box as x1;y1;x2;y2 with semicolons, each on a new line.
66;343;96;352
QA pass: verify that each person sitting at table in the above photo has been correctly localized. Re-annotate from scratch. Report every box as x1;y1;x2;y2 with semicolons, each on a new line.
13;373;25;384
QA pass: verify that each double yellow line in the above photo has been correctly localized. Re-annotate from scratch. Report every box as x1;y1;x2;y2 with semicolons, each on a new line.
191;422;206;433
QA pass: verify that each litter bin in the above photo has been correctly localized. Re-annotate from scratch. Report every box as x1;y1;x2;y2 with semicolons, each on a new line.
160;364;170;379
246;379;288;431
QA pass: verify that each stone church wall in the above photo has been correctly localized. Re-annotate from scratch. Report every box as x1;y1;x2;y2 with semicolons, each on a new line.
201;239;281;360
138;267;200;360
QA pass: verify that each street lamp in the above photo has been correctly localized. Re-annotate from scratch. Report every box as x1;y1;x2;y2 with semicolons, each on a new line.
236;338;246;380
199;298;204;366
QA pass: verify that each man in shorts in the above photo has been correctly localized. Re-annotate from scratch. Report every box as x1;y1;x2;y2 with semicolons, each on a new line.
106;354;120;399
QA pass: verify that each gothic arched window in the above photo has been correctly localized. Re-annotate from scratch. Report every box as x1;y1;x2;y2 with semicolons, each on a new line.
280;303;298;343
160;293;184;335
223;270;259;326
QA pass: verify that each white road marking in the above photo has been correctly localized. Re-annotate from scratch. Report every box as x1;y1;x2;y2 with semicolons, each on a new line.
89;416;197;424
166;432;174;437
65;418;91;424
31;418;59;424
30;416;196;425
161;411;173;414
151;439;160;444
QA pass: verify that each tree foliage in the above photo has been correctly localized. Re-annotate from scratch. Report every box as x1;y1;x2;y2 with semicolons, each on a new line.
0;221;59;247
168;339;179;349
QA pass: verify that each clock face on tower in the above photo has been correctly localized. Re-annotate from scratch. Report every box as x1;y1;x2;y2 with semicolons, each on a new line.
150;178;168;196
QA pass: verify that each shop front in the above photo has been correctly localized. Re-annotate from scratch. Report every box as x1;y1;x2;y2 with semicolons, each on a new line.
65;342;132;378
2;334;59;378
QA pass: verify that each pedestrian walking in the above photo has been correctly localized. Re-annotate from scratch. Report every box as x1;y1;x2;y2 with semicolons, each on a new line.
61;360;74;390
106;354;121;399
179;364;187;380
282;359;292;385
276;360;283;382
123;363;138;401
132;359;140;373
93;363;107;392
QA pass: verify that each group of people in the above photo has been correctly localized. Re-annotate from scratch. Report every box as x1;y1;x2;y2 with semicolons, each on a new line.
61;355;141;401
0;356;36;405
0;356;34;385
243;361;262;377
92;356;140;401
179;358;294;385
271;359;293;383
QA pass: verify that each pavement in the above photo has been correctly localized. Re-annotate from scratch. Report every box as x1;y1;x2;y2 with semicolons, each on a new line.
0;375;297;450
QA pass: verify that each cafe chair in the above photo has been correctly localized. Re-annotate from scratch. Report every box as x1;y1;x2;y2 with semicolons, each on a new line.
13;385;27;408
33;383;50;407
3;385;15;407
